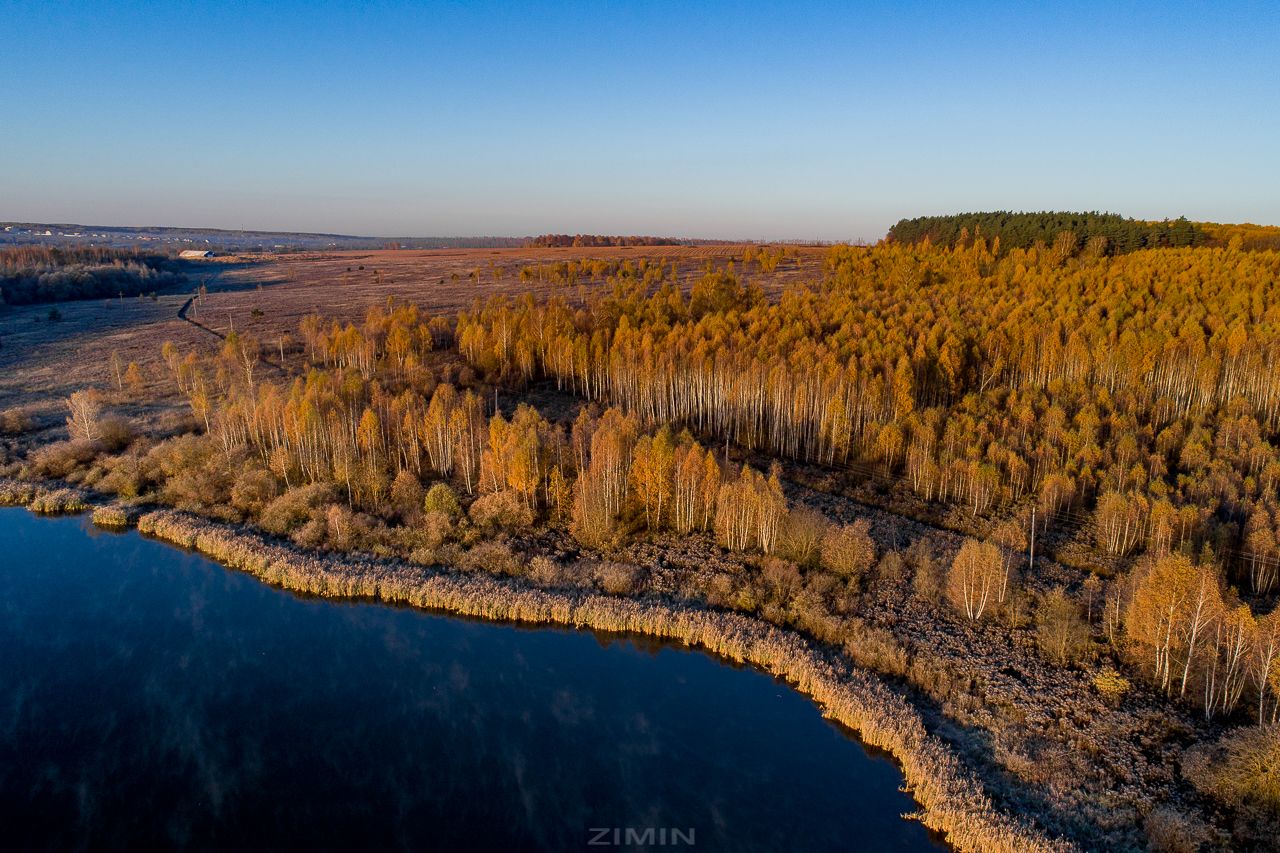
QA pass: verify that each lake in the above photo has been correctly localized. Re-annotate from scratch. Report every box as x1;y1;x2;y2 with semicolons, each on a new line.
0;508;942;851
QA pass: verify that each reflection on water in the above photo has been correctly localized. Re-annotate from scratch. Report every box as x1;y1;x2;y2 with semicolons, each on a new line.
0;509;942;851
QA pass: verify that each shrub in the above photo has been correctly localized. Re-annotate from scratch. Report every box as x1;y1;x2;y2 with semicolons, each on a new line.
842;617;910;678
460;539;520;575
423;482;462;519
704;572;737;608
732;582;762;614
390;469;424;519
780;508;828;567
873;550;907;587
434;543;462;566
596;561;641;596
529;555;568;587
29;439;97;478
97;416;135;452
910;545;944;604
408;546;439;566
1183;725;1280;811
760;556;802;600
468;490;533;531
230;468;280;518
1143;806;1210;853
789;583;841;643
420;510;455;549
259;483;337;535
97;449;147;498
1092;667;1131;704
0;406;35;434
290;510;329;549
145;434;232;510
820;519;876;580
908;653;972;705
1034;587;1092;665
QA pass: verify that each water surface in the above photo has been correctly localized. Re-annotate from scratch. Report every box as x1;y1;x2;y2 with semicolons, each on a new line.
0;509;942;851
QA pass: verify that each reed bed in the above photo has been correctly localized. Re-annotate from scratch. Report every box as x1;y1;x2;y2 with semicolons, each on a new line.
0;479;89;514
136;508;1072;853
0;480;37;506
91;504;132;528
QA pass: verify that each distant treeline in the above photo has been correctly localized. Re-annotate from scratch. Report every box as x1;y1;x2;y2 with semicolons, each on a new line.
0;246;185;306
380;237;527;250
887;212;1206;255
525;234;689;248
1196;222;1280;252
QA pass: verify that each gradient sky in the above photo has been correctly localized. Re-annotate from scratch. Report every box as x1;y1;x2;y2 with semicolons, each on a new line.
2;1;1277;240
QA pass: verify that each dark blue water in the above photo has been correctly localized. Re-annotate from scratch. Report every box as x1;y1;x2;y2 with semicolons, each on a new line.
0;509;942;852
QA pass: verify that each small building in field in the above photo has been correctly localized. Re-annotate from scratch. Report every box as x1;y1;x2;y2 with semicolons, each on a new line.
179;249;214;259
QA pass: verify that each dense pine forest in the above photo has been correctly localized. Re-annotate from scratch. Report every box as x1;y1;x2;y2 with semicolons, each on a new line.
888;212;1206;254
9;230;1280;849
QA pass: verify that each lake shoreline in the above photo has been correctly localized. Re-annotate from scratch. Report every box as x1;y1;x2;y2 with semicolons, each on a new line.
0;479;1068;853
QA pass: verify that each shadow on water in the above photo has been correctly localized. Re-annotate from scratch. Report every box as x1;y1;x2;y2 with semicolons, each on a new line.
1;509;948;852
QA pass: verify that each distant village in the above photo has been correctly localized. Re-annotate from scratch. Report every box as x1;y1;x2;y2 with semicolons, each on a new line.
0;223;529;254
0;222;361;253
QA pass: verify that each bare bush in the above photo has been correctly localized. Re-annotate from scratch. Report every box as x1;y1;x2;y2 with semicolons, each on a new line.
145;435;232;512
97;448;148;498
97;416;135;452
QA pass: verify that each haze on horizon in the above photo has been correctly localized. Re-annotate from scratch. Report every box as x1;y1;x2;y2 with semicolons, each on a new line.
2;0;1277;242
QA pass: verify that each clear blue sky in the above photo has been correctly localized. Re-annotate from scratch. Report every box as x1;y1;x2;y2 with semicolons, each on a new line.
2;0;1277;240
